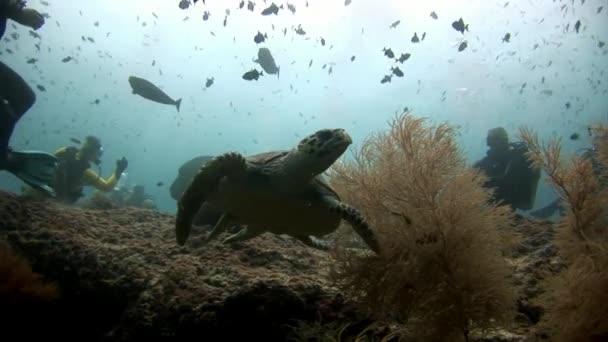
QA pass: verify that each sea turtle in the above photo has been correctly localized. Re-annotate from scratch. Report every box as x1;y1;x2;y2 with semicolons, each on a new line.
175;128;380;254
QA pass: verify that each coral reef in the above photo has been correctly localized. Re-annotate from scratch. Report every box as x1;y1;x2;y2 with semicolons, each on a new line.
0;114;587;341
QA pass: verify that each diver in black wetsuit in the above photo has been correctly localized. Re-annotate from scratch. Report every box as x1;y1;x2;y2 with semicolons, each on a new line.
0;0;57;196
473;127;541;211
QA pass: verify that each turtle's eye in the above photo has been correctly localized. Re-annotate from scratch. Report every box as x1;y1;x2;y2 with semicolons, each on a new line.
316;130;333;142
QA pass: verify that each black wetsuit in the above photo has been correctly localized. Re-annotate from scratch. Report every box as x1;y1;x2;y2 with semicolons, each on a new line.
474;142;541;211
0;0;36;166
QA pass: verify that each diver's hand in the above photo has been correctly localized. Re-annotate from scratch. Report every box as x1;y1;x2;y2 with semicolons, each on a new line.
116;157;128;174
11;8;45;30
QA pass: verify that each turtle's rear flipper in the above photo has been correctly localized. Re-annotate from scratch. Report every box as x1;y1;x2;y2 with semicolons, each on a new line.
327;200;381;255
176;152;247;246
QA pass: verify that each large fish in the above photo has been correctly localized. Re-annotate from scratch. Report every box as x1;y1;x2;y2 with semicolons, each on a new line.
128;76;182;112
254;47;280;78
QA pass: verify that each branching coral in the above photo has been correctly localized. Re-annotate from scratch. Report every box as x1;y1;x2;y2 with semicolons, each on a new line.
520;125;608;342
327;112;516;341
0;240;58;306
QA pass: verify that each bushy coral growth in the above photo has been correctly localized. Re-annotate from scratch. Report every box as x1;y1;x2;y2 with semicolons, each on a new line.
0;240;58;305
327;113;516;341
520;126;608;342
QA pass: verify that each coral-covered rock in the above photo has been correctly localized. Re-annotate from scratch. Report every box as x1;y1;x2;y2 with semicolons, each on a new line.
0;191;360;341
0;190;559;341
509;215;564;333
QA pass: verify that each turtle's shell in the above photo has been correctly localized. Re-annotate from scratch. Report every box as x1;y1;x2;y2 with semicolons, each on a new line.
244;150;340;198
198;149;343;237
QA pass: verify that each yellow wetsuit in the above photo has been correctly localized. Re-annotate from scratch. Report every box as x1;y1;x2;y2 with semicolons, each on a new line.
54;147;118;191
52;147;119;202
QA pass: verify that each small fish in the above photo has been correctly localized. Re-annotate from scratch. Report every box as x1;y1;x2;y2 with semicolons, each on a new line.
70;138;81;144
152;60;156;66
411;32;419;43
178;0;190;10
242;69;264;81
396;53;411;63
254;31;267;44
62;56;73;63
599;41;605;48
86;36;95;43
565;102;571;109
570;133;579;140
294;24;305;35
205;77;214;88
430;11;438;19
391;67;404;77
345;0;352;6
223;15;227;27
309;59;313;67
94;21;99;27
92;99;100;105
255;47;280;78
502;32;511;42
458;41;468;51
26;58;38;64
29;30;41;39
350;55;356;62
261;3;280;16
452;18;469;34
152;12;158;19
247;1;255;11
287;3;296;14
156;181;164;187
36;84;46;92
383;47;394;58
203;11;210;20
320;37;325;46
574;20;581;33
380;75;392;84
421;32;426;41
239;1;244;8
597;6;603;14
390;20;400;28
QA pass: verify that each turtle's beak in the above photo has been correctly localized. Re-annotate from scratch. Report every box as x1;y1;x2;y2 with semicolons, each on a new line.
336;129;352;145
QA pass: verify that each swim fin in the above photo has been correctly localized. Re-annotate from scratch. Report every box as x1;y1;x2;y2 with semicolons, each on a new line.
7;150;58;197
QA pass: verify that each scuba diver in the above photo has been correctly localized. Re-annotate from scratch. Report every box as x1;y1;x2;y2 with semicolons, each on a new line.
124;184;157;209
473;127;541;211
52;136;128;204
27;136;129;204
0;0;56;196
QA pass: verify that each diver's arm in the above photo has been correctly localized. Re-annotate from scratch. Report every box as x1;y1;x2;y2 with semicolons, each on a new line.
82;168;119;192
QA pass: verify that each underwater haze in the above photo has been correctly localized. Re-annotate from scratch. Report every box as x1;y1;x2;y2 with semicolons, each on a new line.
0;0;606;213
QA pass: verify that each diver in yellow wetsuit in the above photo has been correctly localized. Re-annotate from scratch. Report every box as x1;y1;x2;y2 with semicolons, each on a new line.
49;136;128;204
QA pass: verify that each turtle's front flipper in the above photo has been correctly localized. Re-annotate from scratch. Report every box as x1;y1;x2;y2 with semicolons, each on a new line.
326;199;381;255
176;152;246;246
206;213;238;243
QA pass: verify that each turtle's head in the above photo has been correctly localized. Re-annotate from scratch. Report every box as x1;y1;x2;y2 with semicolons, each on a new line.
288;128;352;179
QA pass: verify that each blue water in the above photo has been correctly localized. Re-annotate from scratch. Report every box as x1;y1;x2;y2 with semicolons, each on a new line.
1;0;606;214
